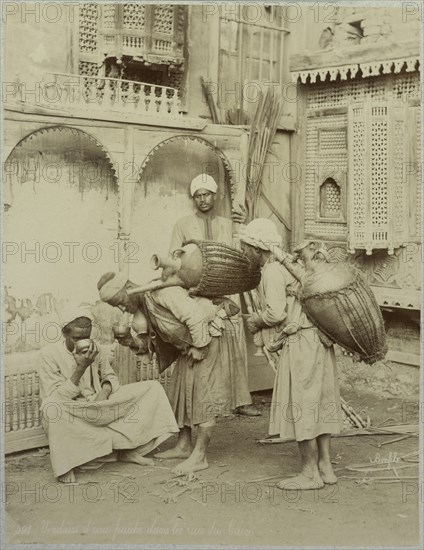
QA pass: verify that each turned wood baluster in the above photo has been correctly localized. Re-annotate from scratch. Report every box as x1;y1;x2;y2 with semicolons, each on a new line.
119;80;128;107
168;90;175;116
158;87;168;115
145;86;154;114
85;78;96;106
131;82;141;113
142;353;148;381
12;374;19;431
153;358;159;381
33;373;40;426
172;91;182;116
19;373;26;430
148;355;154;380
4;374;11;433
26;372;33;428
103;79;114;109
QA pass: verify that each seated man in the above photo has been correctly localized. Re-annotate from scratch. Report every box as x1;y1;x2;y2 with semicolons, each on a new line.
98;271;242;474
38;306;179;483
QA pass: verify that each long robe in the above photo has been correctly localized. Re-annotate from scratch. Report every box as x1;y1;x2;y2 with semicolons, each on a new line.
169;212;234;253
257;261;344;441
145;287;251;427
169;211;252;409
38;340;179;477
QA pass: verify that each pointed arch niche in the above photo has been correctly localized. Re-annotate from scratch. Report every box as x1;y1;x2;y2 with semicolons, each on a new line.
129;135;234;283
3;125;119;353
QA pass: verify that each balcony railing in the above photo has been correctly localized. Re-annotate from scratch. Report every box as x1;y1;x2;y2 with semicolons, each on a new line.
43;73;181;117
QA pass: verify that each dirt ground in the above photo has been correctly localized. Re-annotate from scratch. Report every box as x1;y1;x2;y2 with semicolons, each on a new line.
4;388;421;548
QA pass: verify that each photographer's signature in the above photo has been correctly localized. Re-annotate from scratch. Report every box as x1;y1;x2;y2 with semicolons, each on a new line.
370;452;400;468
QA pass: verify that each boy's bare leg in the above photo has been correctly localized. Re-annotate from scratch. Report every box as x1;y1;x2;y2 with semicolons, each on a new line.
317;433;337;484
119;449;155;466
277;438;324;490
154;426;193;459
172;420;215;474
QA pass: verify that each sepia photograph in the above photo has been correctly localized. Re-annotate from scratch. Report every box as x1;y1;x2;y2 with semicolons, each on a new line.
1;1;422;548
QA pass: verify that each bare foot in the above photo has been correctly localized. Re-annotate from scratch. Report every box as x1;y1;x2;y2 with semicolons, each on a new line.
319;461;338;484
154;445;193;459
58;469;76;483
119;450;155;467
172;455;208;475
276;473;324;491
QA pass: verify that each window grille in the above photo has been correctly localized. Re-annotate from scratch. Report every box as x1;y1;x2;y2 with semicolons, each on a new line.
348;100;408;254
218;5;289;114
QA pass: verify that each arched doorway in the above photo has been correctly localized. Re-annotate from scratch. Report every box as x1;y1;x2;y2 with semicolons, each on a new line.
3;126;119;352
130;135;234;283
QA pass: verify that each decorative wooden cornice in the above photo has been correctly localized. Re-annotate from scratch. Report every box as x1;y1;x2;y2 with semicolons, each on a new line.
290;39;420;83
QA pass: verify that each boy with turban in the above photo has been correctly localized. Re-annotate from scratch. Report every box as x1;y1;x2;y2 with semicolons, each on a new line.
98;271;243;474
240;220;343;490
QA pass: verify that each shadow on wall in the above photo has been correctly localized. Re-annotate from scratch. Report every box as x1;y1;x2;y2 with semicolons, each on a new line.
3;126;121;354
4;290;124;354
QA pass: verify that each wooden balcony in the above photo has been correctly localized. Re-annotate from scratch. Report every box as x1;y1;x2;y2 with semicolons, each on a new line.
46;73;182;118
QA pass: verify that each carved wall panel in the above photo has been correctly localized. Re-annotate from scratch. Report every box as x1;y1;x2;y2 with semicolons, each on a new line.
324;241;421;309
305;113;348;239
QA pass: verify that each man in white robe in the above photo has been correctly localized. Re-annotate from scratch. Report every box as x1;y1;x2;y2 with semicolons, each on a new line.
38;306;179;483
169;173;260;416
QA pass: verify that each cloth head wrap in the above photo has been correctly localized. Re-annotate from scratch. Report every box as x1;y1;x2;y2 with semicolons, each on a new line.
98;271;128;303
239;218;282;251
293;240;330;262
132;310;148;334
59;306;93;329
190;174;218;197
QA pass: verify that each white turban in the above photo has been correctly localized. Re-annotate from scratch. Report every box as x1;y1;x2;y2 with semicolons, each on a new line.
98;272;128;302
59;306;93;329
239;218;282;251
190;174;218;197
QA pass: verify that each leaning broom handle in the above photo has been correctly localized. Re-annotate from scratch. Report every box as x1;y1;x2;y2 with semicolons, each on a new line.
233;131;249;239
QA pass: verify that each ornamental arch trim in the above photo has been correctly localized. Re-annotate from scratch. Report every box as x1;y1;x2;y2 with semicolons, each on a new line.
137;134;235;198
4;125;118;180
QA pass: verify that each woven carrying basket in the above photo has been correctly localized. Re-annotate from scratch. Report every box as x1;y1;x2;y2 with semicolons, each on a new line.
300;264;387;364
186;240;261;298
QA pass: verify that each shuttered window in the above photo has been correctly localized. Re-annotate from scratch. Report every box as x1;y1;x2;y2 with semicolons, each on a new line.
218;5;289;115
348;100;410;255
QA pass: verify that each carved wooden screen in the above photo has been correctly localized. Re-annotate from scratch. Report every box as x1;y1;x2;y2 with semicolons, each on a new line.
348;100;408;254
78;4;186;75
78;3;100;77
99;4;185;64
304;112;348;240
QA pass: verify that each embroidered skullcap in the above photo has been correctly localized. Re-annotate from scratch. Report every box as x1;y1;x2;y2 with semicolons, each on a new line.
190;174;218;197
98;271;128;303
59;306;93;329
239;218;282;251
